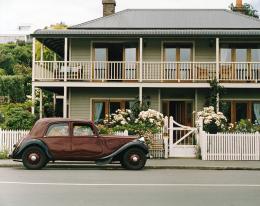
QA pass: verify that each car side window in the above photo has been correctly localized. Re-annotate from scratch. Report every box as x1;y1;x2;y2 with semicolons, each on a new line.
73;124;94;136
46;123;69;137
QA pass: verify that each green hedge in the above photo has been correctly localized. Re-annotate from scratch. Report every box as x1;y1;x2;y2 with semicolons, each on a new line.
0;101;36;130
0;75;31;103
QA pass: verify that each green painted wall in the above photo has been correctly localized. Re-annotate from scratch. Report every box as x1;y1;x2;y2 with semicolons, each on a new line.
69;87;159;119
222;88;260;100
70;39;91;61
69;38;218;62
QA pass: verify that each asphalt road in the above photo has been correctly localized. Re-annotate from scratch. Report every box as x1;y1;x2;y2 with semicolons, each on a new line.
0;167;260;206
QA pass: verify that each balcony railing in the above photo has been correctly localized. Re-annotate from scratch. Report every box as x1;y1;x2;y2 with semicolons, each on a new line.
34;61;260;83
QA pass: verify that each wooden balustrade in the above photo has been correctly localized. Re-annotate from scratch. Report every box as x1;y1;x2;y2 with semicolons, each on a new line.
33;61;260;83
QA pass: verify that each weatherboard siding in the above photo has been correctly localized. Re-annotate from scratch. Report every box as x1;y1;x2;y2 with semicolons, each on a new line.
69;88;159;119
195;39;216;62
70;39;91;61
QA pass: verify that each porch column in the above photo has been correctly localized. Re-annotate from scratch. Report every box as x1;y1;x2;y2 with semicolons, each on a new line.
216;38;220;112
39;89;43;119
216;38;220;81
139;86;143;104
63;86;67;118
139;37;143;82
158;89;161;112
64;37;68;82
32;38;36;82
53;93;56;115
40;43;44;61
216;93;220;113
31;85;35;115
195;89;198;112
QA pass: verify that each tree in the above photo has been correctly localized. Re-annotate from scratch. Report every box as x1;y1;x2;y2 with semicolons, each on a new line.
230;3;259;18
0;43;32;74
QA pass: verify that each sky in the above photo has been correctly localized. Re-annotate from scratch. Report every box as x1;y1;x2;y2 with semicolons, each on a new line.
0;0;259;34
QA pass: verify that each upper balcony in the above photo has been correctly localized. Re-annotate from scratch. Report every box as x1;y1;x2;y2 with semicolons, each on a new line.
33;61;260;83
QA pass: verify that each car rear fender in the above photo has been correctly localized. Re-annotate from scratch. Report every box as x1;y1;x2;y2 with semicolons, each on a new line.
14;139;53;160
95;141;149;165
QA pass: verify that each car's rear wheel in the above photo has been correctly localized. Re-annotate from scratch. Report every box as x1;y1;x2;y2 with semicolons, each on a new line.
22;146;47;170
121;148;147;170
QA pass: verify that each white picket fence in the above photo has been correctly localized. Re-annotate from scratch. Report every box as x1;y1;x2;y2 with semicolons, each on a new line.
200;131;260;161
114;130;168;159
0;129;29;153
149;133;168;159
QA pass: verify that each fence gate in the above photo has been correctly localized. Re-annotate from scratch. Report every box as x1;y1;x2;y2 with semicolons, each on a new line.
165;116;198;158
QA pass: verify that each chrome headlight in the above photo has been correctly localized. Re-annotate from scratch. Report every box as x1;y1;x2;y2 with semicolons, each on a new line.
138;137;145;142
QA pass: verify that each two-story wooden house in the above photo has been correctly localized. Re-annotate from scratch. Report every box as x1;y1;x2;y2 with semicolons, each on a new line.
31;0;260;125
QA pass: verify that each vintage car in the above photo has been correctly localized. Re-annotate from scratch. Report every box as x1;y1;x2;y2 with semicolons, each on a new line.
10;118;149;170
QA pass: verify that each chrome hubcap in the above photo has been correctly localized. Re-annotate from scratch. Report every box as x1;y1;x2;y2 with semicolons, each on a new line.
28;153;40;164
30;155;37;161
130;154;140;162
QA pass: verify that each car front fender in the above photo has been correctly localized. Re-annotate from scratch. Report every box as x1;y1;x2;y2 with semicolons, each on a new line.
11;139;53;160
95;140;149;165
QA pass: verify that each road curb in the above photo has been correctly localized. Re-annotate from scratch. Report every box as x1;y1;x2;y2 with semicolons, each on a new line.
1;163;260;171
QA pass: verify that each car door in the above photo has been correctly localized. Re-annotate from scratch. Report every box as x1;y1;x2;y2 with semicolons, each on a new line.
42;122;72;159
71;122;103;160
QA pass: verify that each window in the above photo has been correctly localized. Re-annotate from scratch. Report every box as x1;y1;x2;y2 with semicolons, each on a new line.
220;48;232;62
220;43;260;62
93;100;136;123
163;43;193;62
125;48;137;79
94;48;107;61
46;123;69;137
163;43;193;79
252;103;260;124
220;102;231;123
220;101;260;123
73;124;94;136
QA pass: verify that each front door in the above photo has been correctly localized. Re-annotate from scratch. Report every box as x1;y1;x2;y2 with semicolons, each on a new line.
162;101;193;126
71;122;103;160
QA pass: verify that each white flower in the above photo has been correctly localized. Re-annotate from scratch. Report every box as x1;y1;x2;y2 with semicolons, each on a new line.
120;120;127;125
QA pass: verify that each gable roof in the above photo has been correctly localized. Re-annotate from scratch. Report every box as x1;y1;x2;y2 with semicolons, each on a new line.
32;8;260;50
70;9;260;29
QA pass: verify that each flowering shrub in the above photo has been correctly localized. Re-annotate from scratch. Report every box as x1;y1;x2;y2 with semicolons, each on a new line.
196;106;227;134
104;109;132;127
227;119;260;133
103;109;164;144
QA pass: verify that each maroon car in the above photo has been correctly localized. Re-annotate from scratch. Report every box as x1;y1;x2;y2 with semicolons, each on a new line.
10;118;149;170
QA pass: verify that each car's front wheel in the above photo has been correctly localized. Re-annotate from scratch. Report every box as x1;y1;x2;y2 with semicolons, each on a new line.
22;146;47;170
121;148;147;170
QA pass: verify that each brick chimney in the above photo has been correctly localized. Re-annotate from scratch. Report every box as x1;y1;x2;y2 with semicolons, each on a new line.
102;0;116;17
236;0;243;9
232;0;246;14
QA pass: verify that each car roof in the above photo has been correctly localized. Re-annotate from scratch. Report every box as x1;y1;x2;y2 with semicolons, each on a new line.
29;118;93;137
37;118;91;123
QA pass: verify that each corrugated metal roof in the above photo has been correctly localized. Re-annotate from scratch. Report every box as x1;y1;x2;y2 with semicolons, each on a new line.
32;29;260;37
70;9;260;29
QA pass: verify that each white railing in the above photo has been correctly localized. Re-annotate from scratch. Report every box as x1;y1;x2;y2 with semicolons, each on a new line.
142;62;216;81
0;129;29;153
200;131;260;161
34;61;139;81
34;61;260;82
220;62;260;82
93;61;139;81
